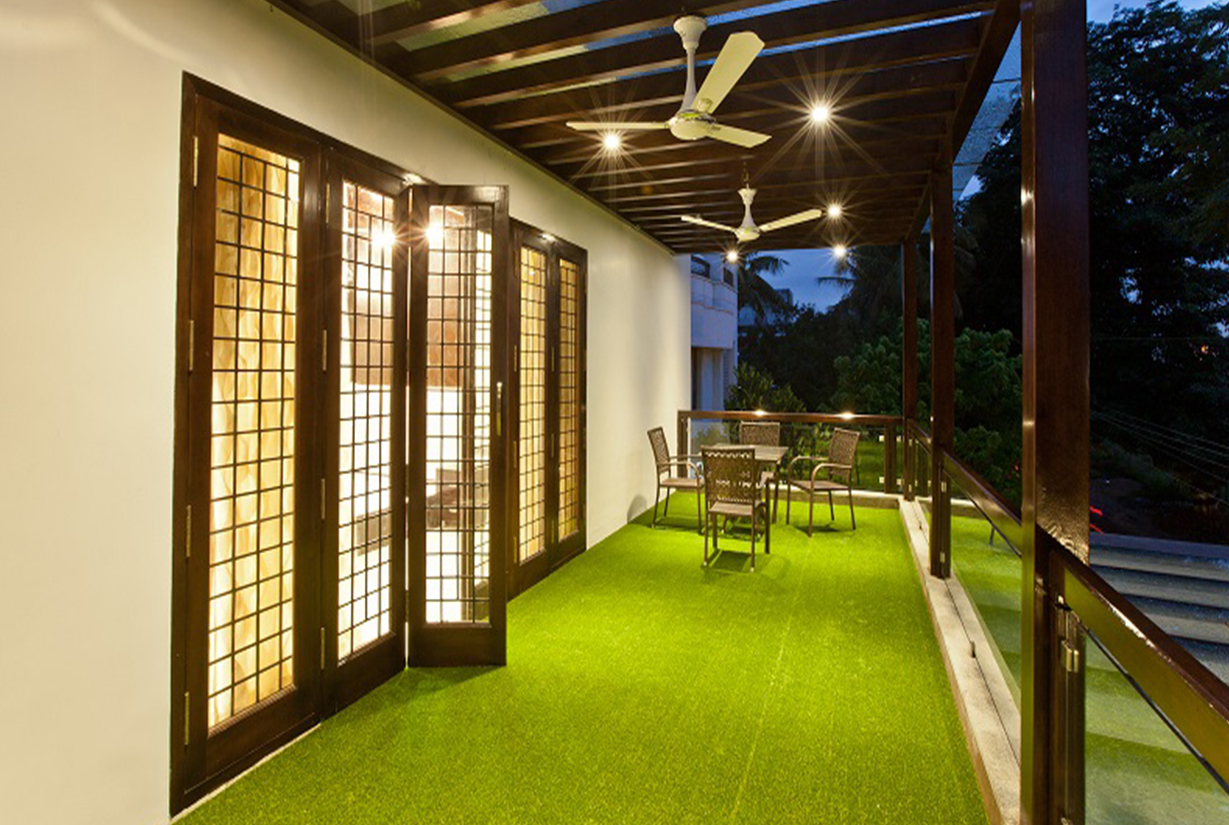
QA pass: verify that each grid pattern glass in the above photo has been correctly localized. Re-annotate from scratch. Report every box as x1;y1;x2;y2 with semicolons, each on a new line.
518;246;548;563
208;134;299;729
425;204;493;623
338;181;395;661
558;258;582;539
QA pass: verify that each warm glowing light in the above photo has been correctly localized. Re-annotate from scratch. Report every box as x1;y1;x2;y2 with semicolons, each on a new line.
426;223;444;246
1021;188;1033;205
827;203;842;219
754;408;766;417
602;132;622;151
372;226;396;249
832;244;848;260
726;250;740;263
810;103;832;124
542;233;556;243
840;411;856;420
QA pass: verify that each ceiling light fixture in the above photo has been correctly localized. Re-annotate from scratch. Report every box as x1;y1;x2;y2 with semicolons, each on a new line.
810;103;832;125
827;203;842;219
602;132;622;151
726;250;740;263
832;244;848;260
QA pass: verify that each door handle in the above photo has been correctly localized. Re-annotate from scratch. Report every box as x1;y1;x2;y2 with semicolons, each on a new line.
495;381;503;438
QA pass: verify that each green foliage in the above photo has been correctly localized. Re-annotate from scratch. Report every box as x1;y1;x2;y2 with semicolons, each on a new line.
724;362;804;413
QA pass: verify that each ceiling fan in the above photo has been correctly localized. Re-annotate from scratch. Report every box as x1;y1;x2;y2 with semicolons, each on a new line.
565;16;771;148
681;186;824;242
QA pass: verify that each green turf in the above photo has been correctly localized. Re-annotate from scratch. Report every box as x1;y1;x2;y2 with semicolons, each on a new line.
184;500;988;824
949;515;1229;824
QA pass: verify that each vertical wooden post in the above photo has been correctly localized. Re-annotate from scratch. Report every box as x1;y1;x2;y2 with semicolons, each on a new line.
902;233;919;501
884;423;898;494
1020;0;1091;821
929;151;955;579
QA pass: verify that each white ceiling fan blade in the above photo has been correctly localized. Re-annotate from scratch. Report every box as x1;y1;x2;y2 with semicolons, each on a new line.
681;215;739;234
708;123;771;148
566;121;669;132
758;208;825;233
693;32;763;114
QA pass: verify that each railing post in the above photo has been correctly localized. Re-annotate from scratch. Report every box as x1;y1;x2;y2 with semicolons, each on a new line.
929;148;955;580
676;410;690;477
1020;0;1091;820
902;231;918;501
884;423;897;494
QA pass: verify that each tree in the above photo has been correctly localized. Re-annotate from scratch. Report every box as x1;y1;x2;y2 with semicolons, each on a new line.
732;252;793;323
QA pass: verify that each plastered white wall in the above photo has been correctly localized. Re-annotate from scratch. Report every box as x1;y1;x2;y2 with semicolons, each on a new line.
0;1;689;821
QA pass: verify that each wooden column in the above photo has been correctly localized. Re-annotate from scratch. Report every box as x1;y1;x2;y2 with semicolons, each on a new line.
929;152;955;579
1020;0;1091;821
901;233;919;501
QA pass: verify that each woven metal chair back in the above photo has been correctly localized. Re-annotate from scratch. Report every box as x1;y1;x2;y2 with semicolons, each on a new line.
647;427;671;472
739;421;781;447
828;428;861;483
702;447;760;505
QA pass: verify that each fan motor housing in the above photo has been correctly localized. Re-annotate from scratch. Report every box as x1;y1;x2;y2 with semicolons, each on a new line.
670;110;715;141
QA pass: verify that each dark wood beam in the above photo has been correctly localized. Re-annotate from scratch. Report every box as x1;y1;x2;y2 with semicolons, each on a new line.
902;227;920;500
430;14;987;108
396;0;785;82
364;0;545;46
482;55;970;131
1019;0;1090;821
950;0;1019;151
617;182;926;214
929;148;954;579
596;173;932;211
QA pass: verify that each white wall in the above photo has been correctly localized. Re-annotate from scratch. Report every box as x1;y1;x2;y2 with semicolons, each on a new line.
0;1;688;821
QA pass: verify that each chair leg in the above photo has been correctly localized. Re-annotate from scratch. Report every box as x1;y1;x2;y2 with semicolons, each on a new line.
663;488;671;517
697;489;704;535
703;513;710;567
764;505;771;555
652;483;661;527
828;490;835;521
750;509;757;572
786;486;792;524
848;487;856;530
808;493;814;538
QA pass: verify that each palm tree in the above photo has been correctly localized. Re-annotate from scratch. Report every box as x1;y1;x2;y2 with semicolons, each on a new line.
733;252;792;322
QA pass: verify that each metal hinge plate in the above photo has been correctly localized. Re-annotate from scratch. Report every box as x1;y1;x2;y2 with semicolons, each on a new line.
188;319;195;372
322;333;328;373
184;692;191;745
320;478;326;521
192;136;199;188
320;626;326;670
185;505;192;559
1062;640;1081;673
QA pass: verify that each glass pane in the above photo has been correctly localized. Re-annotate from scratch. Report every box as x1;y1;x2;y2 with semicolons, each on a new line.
425;203;493;624
1086;631;1229;824
518;246;548;563
337;181;396;661
208;134;299;729
558;258;582;539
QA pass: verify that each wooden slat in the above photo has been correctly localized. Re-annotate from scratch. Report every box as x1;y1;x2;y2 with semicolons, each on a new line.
398;0;785;82
430;13;988;108
364;0;546;46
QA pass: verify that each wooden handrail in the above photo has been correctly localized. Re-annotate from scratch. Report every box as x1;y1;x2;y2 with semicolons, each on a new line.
682;410;902;427
941;451;1022;551
1052;536;1229;785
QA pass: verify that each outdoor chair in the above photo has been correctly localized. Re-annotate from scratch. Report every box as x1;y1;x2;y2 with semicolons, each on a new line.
701;446;770;571
739;420;782;517
647;427;704;532
786;427;860;536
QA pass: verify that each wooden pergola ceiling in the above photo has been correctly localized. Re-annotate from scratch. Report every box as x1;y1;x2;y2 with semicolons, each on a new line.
278;0;1016;252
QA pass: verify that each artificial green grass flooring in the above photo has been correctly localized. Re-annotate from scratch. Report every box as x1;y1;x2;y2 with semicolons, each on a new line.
185;500;988;824
950;516;1229;824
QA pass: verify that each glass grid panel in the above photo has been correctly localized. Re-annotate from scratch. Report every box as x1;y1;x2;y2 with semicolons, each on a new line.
208;134;299;729
425;204;493;623
518;246;548;563
338;181;395;661
558;259;581;539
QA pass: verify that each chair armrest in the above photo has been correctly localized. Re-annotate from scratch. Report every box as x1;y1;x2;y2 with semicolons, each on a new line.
811;462;853;481
662;459;704;479
787;454;826;475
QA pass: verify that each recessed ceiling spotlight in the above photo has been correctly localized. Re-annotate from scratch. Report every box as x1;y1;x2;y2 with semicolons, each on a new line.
810;103;832;124
827;203;842;219
832;244;848;260
726;250;740;263
602;132;622;151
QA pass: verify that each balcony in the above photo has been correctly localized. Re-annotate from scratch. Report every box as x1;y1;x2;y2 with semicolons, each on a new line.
183;498;990;824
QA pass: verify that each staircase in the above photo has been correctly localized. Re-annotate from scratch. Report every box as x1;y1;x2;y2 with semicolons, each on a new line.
1091;533;1229;684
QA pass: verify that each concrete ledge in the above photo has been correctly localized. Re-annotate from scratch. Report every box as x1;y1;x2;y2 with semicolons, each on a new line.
899;499;1020;825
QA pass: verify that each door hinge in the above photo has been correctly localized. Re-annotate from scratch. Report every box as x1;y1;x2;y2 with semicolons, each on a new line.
187;319;195;373
185;505;192;559
322;332;328;373
320;478;327;521
1061;639;1081;673
326;182;332;222
192;136;199;188
183;692;191;745
320;626;326;671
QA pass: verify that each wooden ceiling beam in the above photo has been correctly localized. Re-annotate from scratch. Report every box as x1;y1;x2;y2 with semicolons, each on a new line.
595;167;933;206
428;12;987;108
396;0;786;82
363;0;545;46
